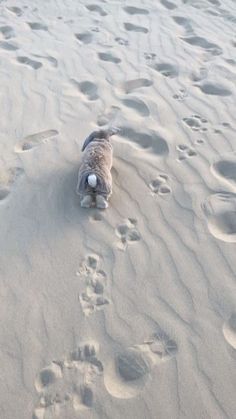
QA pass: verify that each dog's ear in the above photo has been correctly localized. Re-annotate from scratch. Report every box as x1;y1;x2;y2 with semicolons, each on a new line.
81;128;120;151
107;126;120;137
81;131;98;151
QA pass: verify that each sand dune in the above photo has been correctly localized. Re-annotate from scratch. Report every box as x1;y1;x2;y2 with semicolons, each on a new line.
0;0;236;418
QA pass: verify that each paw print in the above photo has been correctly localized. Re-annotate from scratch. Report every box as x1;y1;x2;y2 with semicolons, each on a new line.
195;138;205;145
115;218;141;251
115;36;129;46
176;144;197;161
77;255;109;316
173;88;188;101
149;174;171;196
91;26;100;33
33;343;103;418
182;114;208;132
144;52;156;61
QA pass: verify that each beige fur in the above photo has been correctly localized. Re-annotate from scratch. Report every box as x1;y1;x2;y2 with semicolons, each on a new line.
77;128;118;208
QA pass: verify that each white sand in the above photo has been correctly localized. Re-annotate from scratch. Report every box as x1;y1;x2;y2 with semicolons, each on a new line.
0;0;236;418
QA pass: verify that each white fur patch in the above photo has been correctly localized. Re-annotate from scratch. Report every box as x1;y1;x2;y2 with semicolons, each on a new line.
88;174;97;188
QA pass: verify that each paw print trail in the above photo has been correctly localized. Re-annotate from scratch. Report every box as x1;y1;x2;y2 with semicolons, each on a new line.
77;254;110;316
33;343;103;418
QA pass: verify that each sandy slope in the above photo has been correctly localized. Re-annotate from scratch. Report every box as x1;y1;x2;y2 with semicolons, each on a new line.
0;0;236;418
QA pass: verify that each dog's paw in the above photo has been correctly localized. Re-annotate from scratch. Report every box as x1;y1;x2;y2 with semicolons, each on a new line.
96;195;108;209
81;195;93;208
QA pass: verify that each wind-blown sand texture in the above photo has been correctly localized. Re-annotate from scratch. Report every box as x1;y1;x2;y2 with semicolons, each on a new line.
0;0;236;418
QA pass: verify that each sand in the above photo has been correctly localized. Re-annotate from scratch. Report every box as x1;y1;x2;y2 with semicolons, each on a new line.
0;0;236;418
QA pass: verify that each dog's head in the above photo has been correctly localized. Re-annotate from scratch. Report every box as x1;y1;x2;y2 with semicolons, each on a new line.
81;127;120;152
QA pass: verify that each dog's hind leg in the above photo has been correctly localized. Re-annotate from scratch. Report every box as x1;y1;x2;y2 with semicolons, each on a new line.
96;194;108;209
81;194;93;208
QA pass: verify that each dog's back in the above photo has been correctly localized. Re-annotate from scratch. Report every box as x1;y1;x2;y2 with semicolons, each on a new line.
77;128;117;197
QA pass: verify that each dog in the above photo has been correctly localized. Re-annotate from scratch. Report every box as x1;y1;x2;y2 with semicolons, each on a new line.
77;127;118;209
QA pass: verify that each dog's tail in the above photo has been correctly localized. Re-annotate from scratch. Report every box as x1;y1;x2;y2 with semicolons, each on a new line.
81;127;120;151
87;173;97;188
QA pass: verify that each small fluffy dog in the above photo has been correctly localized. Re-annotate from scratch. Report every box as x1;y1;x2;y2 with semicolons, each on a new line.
77;128;118;209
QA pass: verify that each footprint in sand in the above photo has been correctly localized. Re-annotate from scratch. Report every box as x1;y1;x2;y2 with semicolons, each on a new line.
123;6;149;15
104;330;177;399
33;342;103;419
122;78;153;94
71;79;98;101
0;188;10;201
15;130;59;153
190;67;208;82
0;41;18;51
151;62;179;78
115;36;129;46
35;363;63;393
77;254;109;316
176;144;197;161
86;4;107;16
181;35;222;56
160;0;177;10
78;81;98;101
115;218;141;251
215;8;236;24
0;166;24;202
202;192;236;242
203;154;236;241
225;58;236;66
33;54;58;68
123;22;148;34
226;15;236;24
89;211;103;222
195;82;231;96
0;25;15;39
75;32;93;44
211;155;236;190
7;6;23;16
17;56;42;70
223;313;236;349
33;334;177;415
98;52;121;64
28;22;48;31
207;0;221;5
122;97;150;117
182;114;208;132
149;174;171;196
120;126;169;156
172;16;193;33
